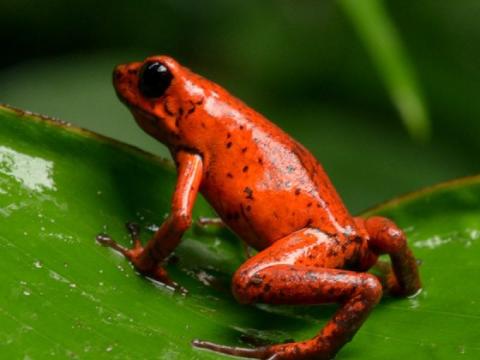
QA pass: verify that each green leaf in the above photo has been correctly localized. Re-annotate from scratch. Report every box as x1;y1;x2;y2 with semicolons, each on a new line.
339;0;431;142
0;104;477;359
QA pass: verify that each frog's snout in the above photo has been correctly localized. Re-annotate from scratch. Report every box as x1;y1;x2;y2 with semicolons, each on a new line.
113;62;142;85
112;64;127;84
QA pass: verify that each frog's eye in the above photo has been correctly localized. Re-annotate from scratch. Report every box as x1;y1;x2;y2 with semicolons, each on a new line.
138;61;173;98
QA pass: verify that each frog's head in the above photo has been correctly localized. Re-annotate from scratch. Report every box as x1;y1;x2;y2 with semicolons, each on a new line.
113;55;206;146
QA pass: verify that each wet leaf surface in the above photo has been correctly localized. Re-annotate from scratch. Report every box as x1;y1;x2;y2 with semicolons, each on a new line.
0;105;478;359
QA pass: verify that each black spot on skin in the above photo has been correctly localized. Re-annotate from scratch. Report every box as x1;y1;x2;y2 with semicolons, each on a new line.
201;122;206;128
249;274;263;286
244;187;254;200
307;202;313;207
240;125;244;130
242;165;249;173
295;188;301;196
327;248;338;257
226;142;233;149
258;158;263;165
306;218;313;227
163;103;174;116
241;147;248;153
227;133;232;139
227;172;234;179
186;101;196;115
196;99;204;105
178;107;184;116
264;283;271;292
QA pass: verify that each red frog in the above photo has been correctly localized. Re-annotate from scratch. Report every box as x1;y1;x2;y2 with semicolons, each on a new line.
98;55;421;360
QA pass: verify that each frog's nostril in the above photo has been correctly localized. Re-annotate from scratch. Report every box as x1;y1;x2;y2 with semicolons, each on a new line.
113;64;129;82
114;70;122;81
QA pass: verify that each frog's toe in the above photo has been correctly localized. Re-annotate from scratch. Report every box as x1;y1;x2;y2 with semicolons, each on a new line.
192;339;272;359
125;222;143;249
96;233;129;255
96;224;143;260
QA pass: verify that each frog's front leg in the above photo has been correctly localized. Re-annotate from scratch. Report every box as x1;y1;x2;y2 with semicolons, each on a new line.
98;150;203;286
193;228;383;360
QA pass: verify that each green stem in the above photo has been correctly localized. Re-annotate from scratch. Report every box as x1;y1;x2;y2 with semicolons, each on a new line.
339;0;430;142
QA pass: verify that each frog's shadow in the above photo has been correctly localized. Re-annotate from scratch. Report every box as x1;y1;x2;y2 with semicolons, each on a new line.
107;153;176;228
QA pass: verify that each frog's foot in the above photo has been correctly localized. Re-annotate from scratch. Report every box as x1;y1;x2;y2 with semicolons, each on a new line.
192;339;335;360
96;223;186;293
96;222;143;259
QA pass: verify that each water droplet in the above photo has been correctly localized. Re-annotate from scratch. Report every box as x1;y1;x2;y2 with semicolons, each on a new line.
33;260;43;269
469;229;480;240
23;290;31;296
97;190;102;195
40;226;45;231
69;283;77;288
99;282;104;286
146;224;160;232
106;345;113;352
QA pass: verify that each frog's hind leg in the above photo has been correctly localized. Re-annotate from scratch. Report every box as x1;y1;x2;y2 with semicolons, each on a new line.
357;216;422;296
192;228;382;360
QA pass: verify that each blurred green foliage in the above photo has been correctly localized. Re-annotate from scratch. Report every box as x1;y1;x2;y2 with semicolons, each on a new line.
1;0;479;212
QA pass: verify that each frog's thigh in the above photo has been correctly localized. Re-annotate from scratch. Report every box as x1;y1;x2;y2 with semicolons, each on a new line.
231;228;382;357
232;228;381;306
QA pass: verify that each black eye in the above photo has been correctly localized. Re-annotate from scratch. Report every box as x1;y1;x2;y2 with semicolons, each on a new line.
138;61;173;98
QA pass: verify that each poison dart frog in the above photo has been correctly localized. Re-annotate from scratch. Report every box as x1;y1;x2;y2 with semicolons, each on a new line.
98;56;421;360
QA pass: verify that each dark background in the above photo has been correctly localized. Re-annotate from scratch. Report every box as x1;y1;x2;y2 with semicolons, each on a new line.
1;0;479;213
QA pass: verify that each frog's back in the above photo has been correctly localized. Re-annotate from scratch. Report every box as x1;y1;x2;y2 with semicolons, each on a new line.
196;90;357;249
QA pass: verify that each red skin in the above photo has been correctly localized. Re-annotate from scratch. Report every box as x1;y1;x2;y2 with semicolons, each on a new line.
100;55;421;360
